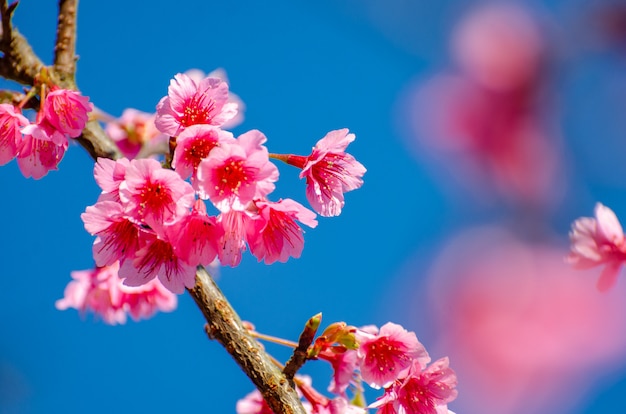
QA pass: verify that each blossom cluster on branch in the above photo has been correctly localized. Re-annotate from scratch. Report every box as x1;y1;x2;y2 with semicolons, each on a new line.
0;1;457;413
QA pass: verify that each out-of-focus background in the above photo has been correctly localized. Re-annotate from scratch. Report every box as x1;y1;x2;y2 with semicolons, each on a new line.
2;0;626;412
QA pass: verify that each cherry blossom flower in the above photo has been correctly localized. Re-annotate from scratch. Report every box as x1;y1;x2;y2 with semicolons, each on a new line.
247;198;318;264
119;158;195;227
104;108;167;159
567;203;626;291
0;103;29;165
93;157;130;203
357;322;430;389
168;200;223;266
217;208;254;267
17;123;67;179
119;228;197;294
235;389;275;414
284;129;366;217
42;88;92;138
55;262;177;324
82;200;142;267
155;73;238;136
185;68;246;130
370;358;457;414
325;349;359;396
172;124;234;181
196;130;278;211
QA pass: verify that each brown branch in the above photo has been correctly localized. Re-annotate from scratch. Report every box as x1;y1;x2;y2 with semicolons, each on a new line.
0;0;44;85
52;0;77;87
188;267;307;414
283;313;321;384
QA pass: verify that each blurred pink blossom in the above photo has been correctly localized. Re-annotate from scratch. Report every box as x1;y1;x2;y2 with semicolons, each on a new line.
416;227;626;414
399;3;563;207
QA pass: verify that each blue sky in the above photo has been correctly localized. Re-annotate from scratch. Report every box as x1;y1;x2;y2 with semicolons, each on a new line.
2;1;626;413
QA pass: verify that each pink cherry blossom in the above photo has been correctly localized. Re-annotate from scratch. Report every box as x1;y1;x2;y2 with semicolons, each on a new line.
56;262;177;325
81;200;142;266
235;389;275;414
119;228;197;294
185;68;246;130
169;200;223;267
217;208;254;267
119;158;195;227
567;203;626;291
104;108;167;159
196;130;278;211
155;73;238;136
370;358;457;414
357;322;430;389
42;88;92;137
93;157;130;203
17;123;67;179
172;124;234;181
325;349;359;396
0;103;29;165
247;198;318;265
285;129;366;217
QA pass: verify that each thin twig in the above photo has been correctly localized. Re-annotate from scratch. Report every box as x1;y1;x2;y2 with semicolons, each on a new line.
189;267;307;414
283;313;321;384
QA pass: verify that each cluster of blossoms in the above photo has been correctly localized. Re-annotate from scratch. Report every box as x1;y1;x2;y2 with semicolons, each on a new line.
567;203;626;291
0;87;92;179
237;321;457;414
47;70;366;322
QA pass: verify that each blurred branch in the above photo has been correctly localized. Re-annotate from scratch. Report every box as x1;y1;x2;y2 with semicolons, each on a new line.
189;267;307;414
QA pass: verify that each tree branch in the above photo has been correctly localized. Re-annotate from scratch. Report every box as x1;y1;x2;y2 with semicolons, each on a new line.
52;0;77;87
0;0;44;85
188;267;307;414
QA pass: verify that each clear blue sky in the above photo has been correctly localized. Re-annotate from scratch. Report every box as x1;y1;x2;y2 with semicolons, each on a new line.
2;1;626;413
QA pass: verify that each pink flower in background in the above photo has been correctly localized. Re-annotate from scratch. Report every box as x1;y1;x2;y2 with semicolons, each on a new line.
42;88;92;138
172;124;234;181
56;262;176;325
419;227;626;414
196;130;278;210
452;3;544;92
0;103;29;165
105;108;167;159
119;158;195;227
285;129;366;217
357;322;430;389
400;4;563;207
567;203;626;291
247;198;318;265
155;73;238;136
17;123;67;179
